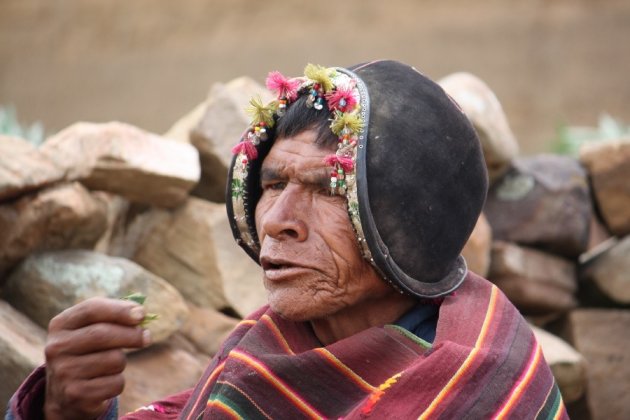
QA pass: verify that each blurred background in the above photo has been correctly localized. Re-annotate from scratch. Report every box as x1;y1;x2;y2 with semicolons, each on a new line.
1;0;629;153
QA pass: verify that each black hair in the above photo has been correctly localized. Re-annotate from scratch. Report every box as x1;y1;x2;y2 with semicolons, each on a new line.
274;94;338;148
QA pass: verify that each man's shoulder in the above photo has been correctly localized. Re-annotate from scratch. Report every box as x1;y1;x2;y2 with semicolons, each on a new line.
459;271;522;315
437;270;533;350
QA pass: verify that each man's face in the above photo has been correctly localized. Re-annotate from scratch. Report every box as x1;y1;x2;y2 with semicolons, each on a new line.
255;129;393;322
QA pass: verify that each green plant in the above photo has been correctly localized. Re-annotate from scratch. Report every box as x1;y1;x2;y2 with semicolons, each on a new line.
0;105;45;146
552;113;630;156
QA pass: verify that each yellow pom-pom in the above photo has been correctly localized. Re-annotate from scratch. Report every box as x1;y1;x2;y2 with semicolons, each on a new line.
330;111;364;135
247;96;276;128
304;63;335;93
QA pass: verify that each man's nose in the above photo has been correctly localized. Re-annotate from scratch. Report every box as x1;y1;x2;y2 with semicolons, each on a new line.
259;186;308;242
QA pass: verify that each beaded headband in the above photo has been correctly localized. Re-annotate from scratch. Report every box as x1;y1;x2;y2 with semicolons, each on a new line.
228;64;373;261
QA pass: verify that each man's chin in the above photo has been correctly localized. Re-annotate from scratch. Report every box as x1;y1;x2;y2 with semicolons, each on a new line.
268;303;312;322
266;288;342;322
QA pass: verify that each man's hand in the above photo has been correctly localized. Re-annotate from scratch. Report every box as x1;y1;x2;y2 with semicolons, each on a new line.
44;297;151;420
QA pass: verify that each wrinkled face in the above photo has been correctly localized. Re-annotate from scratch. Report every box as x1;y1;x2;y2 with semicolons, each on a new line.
255;129;393;322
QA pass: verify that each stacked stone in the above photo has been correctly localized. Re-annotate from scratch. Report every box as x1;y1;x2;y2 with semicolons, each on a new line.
0;77;273;413
1;73;628;417
441;74;630;420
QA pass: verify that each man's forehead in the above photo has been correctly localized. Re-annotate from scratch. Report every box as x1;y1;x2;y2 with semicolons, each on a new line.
261;135;335;174
260;159;329;180
260;149;332;188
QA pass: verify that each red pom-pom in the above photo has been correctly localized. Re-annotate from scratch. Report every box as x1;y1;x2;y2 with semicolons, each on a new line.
266;71;301;102
326;86;358;112
231;140;258;160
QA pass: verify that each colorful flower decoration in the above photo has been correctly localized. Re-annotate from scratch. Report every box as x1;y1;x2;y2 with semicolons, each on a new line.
229;63;372;260
232;64;365;196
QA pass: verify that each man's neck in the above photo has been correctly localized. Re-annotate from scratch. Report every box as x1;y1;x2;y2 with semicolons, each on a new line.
309;292;416;345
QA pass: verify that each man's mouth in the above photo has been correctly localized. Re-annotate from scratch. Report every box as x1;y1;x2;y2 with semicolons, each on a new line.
260;257;296;271
260;256;312;281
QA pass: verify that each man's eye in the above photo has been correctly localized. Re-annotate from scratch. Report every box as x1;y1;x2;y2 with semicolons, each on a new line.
264;182;286;191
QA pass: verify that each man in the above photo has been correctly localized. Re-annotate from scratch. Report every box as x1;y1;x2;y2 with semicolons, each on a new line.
8;60;567;419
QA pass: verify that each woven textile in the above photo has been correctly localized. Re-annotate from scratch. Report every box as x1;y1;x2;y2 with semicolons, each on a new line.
163;272;566;419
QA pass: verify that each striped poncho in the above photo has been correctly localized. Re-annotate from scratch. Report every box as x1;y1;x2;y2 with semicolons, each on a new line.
123;272;567;419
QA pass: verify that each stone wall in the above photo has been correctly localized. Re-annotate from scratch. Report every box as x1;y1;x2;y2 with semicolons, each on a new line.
1;73;629;418
442;73;630;419
0;77;272;413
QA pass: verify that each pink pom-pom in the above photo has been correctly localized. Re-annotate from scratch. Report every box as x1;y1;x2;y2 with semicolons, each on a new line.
323;154;354;172
326;86;358;112
337;156;355;172
231;140;258;160
266;71;301;102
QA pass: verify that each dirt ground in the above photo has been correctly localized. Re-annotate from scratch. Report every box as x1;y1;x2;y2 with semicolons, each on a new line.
1;0;629;153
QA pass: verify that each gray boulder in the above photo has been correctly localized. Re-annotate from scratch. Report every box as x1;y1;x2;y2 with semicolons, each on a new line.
485;155;592;258
0;182;107;281
489;241;577;315
3;250;189;344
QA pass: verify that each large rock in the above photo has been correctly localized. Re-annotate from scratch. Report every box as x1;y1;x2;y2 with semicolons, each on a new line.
489;241;577;315
181;304;239;357
115;198;267;316
566;309;630;420
92;192;130;254
438;72;519;183
0;300;46;414
579;236;630;307
40;122;200;208
461;213;492;277
484;155;592;258
104;202;158;259
121;333;208;415
586;213;611;252
190;77;272;202
580;139;630;236
3;250;188;344
123;199;228;310
206;201;267;317
0;135;64;201
531;325;586;404
0;182;107;281
163;100;209;143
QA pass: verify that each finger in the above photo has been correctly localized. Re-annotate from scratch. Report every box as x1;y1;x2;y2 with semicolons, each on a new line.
52;349;127;381
46;323;149;357
62;374;125;416
49;297;145;331
45;397;111;420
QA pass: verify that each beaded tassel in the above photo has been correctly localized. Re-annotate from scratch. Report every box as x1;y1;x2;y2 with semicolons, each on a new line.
307;83;324;109
277;98;287;116
328;165;347;195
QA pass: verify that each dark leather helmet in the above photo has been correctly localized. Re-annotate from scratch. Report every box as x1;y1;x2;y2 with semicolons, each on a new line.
227;60;488;298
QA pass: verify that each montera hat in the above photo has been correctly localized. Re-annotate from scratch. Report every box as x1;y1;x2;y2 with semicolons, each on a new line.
227;60;488;298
